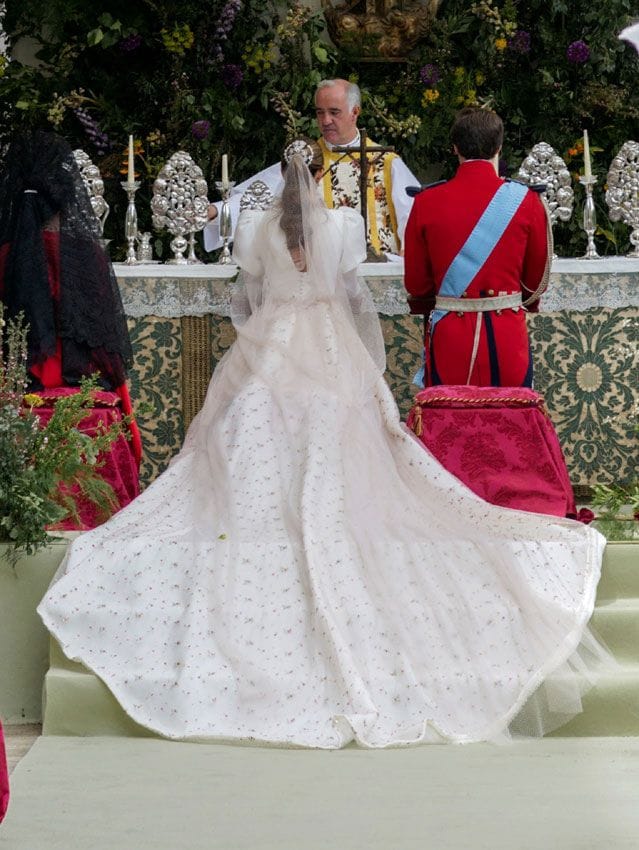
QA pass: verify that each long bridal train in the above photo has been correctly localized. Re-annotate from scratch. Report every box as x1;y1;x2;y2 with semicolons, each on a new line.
38;177;611;749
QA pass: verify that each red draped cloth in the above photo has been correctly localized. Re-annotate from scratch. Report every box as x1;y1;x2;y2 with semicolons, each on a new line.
406;385;577;518
0;720;8;824
1;231;141;528
31;388;140;531
0;234;143;464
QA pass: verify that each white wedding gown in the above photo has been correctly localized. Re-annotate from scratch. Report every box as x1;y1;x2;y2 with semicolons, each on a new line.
39;204;607;749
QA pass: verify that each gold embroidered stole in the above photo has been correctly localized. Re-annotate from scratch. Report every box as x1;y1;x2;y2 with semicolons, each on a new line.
318;137;400;254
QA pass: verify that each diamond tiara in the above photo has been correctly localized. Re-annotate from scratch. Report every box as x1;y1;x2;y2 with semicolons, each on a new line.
283;139;314;167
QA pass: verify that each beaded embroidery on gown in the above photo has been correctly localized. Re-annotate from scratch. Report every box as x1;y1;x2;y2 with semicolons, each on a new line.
39;160;608;749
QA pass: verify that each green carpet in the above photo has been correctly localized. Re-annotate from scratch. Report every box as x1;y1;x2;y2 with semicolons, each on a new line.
2;736;639;849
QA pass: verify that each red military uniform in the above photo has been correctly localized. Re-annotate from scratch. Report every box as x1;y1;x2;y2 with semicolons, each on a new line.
404;160;550;387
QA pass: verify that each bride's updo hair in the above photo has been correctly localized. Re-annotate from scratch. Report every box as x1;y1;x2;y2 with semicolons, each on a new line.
279;138;323;251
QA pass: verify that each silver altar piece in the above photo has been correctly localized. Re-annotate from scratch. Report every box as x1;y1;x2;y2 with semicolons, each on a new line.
517;142;574;244
151;151;209;264
239;179;274;212
215;181;236;265
579;175;600;259
136;231;158;264
73;148;110;240
605;140;639;258
120;180;140;265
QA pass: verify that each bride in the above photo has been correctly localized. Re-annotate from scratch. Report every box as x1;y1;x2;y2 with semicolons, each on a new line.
39;139;608;748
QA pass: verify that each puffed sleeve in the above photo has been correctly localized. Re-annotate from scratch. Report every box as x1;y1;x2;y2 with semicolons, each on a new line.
337;207;367;273
231;211;265;277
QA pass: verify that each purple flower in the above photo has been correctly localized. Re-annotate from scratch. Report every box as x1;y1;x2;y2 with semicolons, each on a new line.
73;108;112;155
419;63;440;87
221;63;243;90
214;0;242;40
191;120;211;141
567;39;590;63
508;30;531;54
119;34;142;53
210;0;242;62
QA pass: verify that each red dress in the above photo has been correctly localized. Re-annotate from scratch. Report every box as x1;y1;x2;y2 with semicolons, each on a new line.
0;720;8;824
0;233;141;528
404;161;550;387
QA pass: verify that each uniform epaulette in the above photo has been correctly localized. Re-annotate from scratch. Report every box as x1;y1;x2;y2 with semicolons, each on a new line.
405;179;448;198
506;177;547;194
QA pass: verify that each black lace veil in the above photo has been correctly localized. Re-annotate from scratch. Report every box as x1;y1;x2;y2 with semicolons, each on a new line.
0;129;132;389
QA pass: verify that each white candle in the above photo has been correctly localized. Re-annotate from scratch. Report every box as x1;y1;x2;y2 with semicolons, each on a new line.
221;154;229;188
127;135;135;184
583;130;592;179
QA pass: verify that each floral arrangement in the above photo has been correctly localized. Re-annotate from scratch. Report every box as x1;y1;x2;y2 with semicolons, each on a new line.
1;0;637;258
0;305;131;564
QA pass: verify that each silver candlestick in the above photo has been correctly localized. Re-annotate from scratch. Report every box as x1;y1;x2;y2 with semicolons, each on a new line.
579;175;600;259
215;181;235;264
187;231;201;264
120;180;140;265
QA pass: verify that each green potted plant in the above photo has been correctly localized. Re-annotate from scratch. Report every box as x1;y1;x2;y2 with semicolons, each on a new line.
0;303;132;722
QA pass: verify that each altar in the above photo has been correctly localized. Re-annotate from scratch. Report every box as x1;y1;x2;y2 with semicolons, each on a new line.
115;257;638;495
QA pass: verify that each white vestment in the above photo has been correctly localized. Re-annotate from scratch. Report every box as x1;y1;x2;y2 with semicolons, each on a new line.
203;134;418;259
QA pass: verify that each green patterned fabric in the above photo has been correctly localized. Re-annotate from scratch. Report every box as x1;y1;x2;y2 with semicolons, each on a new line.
123;282;637;490
529;308;638;489
127;318;184;486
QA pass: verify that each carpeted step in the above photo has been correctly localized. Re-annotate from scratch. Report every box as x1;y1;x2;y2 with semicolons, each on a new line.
595;542;639;600
42;541;639;739
549;664;639;737
42;665;154;738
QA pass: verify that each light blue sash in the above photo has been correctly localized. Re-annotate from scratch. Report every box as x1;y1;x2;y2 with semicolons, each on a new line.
413;180;528;387
429;180;528;331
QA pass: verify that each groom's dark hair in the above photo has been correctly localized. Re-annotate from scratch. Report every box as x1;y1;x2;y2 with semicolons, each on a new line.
450;107;503;160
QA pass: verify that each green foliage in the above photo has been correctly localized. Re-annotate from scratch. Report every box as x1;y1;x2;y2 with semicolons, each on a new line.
591;481;639;518
1;0;638;256
0;304;133;564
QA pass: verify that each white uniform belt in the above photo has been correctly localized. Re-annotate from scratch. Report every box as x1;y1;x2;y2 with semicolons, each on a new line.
435;293;522;312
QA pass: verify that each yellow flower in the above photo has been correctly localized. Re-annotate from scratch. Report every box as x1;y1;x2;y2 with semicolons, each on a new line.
463;89;477;105
495;37;507;51
475;71;485;85
421;89;440;107
454;66;465;82
23;394;45;408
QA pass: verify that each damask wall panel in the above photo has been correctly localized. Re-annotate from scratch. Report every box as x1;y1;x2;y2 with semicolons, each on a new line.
127;317;184;487
210;315;236;373
380;314;423;417
528;308;638;488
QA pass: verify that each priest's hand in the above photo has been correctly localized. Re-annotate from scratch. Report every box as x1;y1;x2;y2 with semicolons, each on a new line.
207;204;218;221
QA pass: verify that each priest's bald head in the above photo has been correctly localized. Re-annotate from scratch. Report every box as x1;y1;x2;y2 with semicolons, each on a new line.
315;79;361;147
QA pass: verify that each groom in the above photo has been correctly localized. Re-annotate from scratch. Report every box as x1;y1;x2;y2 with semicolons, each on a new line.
204;79;418;257
404;107;551;387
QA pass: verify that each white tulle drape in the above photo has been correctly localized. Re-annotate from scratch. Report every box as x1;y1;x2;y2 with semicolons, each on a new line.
38;156;612;748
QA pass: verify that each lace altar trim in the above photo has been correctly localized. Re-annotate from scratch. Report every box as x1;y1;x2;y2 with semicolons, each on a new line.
115;268;639;318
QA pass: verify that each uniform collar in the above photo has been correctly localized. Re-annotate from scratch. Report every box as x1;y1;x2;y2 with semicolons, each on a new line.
455;160;501;180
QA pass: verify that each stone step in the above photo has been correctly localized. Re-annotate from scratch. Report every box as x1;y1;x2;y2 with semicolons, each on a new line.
595;542;639;600
549;664;639;737
42;665;153;738
590;599;639;662
42;540;639;739
42;656;639;739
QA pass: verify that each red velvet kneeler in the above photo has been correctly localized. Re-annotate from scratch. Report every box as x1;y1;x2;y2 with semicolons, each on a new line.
406;385;577;518
31;388;140;530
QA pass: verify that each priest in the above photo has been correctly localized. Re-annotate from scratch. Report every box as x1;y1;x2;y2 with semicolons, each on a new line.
204;78;418;258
